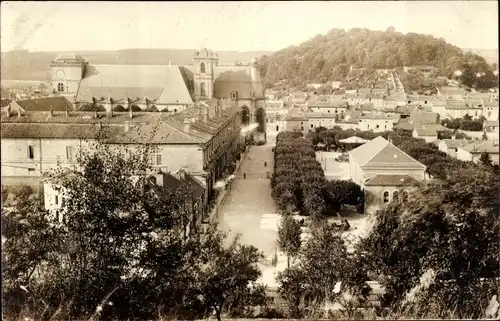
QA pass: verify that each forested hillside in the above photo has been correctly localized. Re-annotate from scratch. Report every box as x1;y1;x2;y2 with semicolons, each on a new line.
258;28;496;88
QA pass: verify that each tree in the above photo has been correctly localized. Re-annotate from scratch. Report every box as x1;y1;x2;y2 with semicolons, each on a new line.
197;235;265;321
479;151;493;167
323;180;363;213
300;221;349;313
276;266;307;318
2;186;62;318
357;167;500;318
276;214;302;268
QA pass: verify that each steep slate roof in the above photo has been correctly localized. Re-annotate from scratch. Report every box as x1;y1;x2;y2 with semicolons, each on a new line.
483;100;499;108
408;111;439;124
76;65;194;105
308;101;349;108
1;122;123;139
445;102;481;110
306;112;338;118
213;66;264;99
359;112;400;121
364;174;423;186
158;172;205;199
107;119;208;145
349;136;425;169
8;97;73;112
441;139;475;149
414;128;439;136
484;120;500;128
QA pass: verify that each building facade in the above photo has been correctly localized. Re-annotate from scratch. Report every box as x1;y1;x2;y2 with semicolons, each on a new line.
348;136;426;214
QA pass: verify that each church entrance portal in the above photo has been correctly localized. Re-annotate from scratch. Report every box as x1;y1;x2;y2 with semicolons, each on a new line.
241;106;250;126
256;108;265;132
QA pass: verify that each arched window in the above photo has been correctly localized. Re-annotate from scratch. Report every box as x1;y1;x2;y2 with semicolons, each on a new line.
57;83;64;92
401;191;409;202
200;83;206;97
393;191;399;202
200;62;206;73
383;191;390;203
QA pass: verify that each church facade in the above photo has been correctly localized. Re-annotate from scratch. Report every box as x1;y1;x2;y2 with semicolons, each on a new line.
49;49;266;133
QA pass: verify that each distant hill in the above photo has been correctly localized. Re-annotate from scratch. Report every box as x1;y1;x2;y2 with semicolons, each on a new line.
462;48;498;65
0;49;272;81
257;28;496;88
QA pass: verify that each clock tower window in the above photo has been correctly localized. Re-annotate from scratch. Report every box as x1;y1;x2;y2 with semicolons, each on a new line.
57;83;64;92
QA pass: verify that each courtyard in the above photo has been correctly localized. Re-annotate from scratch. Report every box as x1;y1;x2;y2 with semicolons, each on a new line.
315;151;351;181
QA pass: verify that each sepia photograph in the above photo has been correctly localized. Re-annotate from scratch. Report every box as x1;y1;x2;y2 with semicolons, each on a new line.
1;1;499;320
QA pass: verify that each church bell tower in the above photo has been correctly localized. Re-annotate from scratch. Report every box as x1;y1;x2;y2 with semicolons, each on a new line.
193;48;218;101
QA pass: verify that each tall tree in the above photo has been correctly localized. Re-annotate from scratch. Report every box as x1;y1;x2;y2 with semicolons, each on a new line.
196;235;265;321
276;214;302;268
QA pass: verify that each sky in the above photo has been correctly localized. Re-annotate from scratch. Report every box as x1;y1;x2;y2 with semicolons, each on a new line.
1;1;498;53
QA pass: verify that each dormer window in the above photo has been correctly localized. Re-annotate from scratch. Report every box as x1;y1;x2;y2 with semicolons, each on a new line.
200;62;206;73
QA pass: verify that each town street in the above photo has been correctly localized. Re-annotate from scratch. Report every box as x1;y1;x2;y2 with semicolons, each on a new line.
216;135;279;260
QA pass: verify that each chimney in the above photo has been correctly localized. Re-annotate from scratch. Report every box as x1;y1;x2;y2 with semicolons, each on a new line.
124;121;130;133
154;171;165;187
208;106;215;119
183;118;191;133
176;168;186;180
6;106;10;118
202;107;208;123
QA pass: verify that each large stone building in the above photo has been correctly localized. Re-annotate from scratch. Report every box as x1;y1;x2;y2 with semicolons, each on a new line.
50;49;266;133
348;136;426;214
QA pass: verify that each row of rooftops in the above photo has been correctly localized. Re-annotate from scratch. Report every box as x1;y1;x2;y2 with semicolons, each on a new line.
1;97;240;145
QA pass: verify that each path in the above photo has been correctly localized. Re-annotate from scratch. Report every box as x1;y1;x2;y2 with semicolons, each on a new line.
216;134;278;259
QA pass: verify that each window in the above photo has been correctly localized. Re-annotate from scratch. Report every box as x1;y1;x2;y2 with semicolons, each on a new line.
393;191;399;201
328;110;331;113
300;126;304;131
57;83;64;92
335;110;338;113
383;191;390;203
401;191;409;202
200;83;206;97
55;195;59;205
66;146;74;160
311;124;314;128
27;145;34;159
148;146;162;166
488;111;492;117
200;62;206;73
376;125;380;129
